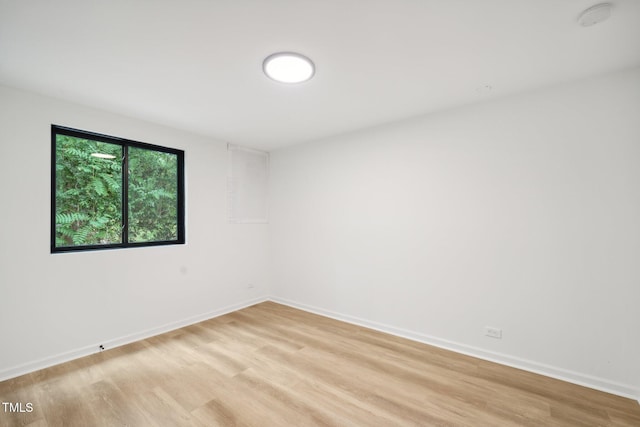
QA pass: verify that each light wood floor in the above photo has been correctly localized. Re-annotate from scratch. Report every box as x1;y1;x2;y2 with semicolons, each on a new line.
1;302;638;426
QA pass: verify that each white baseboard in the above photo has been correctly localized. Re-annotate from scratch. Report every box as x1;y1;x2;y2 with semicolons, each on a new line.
2;294;637;404
270;296;640;402
0;296;268;383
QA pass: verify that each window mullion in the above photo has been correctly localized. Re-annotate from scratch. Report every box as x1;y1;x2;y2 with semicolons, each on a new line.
122;145;129;245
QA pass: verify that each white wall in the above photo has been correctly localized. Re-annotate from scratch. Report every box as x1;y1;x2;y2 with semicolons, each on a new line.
0;85;269;379
269;67;640;398
1;67;639;399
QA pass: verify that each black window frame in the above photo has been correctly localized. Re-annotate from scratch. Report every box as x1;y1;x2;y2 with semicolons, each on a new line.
51;125;185;253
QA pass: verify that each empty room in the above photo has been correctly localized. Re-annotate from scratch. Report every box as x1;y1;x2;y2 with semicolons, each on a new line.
1;1;639;426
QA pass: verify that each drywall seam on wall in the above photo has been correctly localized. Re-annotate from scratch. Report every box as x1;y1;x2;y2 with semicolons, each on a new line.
0;296;268;383
270;296;640;400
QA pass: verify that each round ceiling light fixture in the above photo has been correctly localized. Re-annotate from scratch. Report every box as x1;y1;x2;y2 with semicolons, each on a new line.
263;52;315;84
577;3;613;27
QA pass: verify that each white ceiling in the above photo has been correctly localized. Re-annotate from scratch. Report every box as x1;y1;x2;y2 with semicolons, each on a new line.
1;0;639;151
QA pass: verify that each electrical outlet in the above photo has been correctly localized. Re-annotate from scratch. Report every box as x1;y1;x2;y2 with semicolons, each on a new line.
99;345;105;351
485;327;502;339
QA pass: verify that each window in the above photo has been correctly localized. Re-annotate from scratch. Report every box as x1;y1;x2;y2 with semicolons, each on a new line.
51;125;185;252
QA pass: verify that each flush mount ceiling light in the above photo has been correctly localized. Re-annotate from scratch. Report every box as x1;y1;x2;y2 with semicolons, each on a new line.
577;3;613;27
263;52;315;84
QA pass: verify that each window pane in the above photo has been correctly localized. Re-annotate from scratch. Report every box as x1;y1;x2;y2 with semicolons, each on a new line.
128;147;179;243
55;135;122;247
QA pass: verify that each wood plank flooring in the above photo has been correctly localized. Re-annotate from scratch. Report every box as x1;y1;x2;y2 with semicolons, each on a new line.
0;301;638;426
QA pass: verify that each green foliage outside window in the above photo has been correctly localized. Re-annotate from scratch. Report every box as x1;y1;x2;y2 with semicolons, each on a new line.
53;128;183;251
128;147;178;243
55;136;122;247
